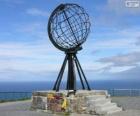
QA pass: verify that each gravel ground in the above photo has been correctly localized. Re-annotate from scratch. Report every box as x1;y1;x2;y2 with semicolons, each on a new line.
108;97;140;116
0;100;55;116
111;97;140;110
0;97;140;116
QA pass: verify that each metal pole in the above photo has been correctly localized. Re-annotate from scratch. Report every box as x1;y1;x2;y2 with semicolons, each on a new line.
75;55;91;90
74;55;85;89
53;55;68;91
56;55;67;91
66;53;76;91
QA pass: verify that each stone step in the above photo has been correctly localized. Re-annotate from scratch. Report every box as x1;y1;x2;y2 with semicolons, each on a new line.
90;90;109;96
87;101;118;111
107;107;122;114
89;98;111;105
98;106;122;115
96;107;122;115
95;103;117;111
95;103;122;115
76;90;110;98
85;95;106;100
96;102;116;107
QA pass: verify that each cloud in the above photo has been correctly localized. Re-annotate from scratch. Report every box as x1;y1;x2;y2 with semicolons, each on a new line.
135;37;140;45
16;22;48;41
109;66;140;80
82;62;112;72
91;50;100;54
93;38;133;49
0;41;64;72
94;0;140;28
108;66;135;73
98;51;140;66
107;0;140;15
26;8;49;17
0;69;57;82
88;27;140;54
96;51;140;73
1;0;140;81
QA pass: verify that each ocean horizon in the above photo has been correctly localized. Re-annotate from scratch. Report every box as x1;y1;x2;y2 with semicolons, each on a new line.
0;80;140;100
0;80;140;92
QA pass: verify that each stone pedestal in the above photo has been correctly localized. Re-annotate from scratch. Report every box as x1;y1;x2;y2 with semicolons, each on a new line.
31;90;122;115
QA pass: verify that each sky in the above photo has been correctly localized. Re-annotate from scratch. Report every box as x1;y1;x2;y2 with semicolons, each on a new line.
0;0;140;82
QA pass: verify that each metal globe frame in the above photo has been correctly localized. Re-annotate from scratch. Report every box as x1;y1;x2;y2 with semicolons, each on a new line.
48;3;91;94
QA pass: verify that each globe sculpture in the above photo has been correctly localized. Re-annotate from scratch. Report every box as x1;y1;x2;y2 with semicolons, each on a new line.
48;3;91;94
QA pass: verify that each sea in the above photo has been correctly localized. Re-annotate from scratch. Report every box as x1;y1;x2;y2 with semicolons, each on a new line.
0;80;140;100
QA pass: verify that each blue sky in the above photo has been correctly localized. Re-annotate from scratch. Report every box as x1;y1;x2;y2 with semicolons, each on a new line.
0;0;140;81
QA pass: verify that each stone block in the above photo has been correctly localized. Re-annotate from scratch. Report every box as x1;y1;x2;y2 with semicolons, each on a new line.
47;92;66;112
31;96;47;110
32;90;55;97
67;97;78;113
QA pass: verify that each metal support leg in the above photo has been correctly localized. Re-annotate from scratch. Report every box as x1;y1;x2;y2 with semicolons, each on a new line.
74;55;85;89
53;53;90;93
53;55;67;91
75;55;91;90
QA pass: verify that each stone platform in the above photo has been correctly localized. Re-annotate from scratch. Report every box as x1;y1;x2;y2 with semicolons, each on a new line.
31;90;122;115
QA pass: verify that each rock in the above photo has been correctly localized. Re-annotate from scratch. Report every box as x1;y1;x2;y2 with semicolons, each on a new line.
67;96;78;113
31;96;47;110
32;90;55;97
